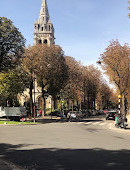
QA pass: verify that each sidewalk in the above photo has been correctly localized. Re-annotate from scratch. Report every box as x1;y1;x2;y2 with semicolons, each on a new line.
109;114;130;133
126;114;130;123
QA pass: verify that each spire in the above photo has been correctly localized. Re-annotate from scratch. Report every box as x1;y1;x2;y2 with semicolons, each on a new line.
48;18;51;24
34;19;38;24
34;0;55;46
39;0;50;24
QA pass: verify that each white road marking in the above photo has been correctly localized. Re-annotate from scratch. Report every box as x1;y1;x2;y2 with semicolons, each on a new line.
108;123;113;126
85;122;92;125
99;122;106;126
93;122;101;125
77;121;114;127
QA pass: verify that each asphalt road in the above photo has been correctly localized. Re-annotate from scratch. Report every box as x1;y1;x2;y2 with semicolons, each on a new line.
0;115;130;170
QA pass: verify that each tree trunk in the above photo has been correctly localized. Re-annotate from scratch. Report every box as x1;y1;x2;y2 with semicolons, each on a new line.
80;101;82;111
41;83;45;117
53;96;57;110
77;99;79;110
90;98;93;110
67;99;70;110
72;101;74;113
93;98;96;109
43;97;46;116
29;79;33;117
87;96;90;110
121;94;125;117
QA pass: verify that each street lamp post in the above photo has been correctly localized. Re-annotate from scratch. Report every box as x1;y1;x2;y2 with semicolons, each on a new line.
33;73;36;123
118;95;121;115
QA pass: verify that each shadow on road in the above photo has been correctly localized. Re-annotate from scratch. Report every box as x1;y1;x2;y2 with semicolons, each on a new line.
0;143;130;170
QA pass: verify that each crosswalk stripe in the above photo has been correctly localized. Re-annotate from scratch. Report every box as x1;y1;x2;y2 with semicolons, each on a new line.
77;121;114;127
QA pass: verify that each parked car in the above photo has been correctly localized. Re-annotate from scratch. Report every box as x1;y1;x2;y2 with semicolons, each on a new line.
49;111;61;117
105;110;117;120
82;110;92;117
67;111;78;121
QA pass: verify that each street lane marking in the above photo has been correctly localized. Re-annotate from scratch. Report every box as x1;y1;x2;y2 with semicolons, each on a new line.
108;123;113;126
99;123;106;126
93;122;101;125
85;122;92;125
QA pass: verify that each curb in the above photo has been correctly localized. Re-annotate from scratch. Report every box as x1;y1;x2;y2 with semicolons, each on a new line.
108;122;130;133
126;115;130;123
108;114;130;133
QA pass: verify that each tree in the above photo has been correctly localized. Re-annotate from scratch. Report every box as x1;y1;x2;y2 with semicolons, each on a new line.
100;40;130;116
62;57;106;111
0;68;29;106
96;82;118;110
82;65;101;110
22;44;68;114
62;56;83;111
0;17;25;72
22;45;37;115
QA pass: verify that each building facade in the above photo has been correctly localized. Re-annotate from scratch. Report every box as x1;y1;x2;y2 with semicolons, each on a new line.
19;0;54;110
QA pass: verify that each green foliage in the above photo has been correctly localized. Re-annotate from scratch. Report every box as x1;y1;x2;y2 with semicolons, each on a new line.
0;121;39;125
0;17;25;72
0;68;29;106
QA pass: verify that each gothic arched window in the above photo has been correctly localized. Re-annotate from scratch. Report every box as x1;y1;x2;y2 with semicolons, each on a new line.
49;25;51;31
44;39;47;44
38;24;40;30
38;39;42;44
42;27;44;31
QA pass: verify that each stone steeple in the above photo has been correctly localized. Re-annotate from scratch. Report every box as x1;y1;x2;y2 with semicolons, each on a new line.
34;0;55;46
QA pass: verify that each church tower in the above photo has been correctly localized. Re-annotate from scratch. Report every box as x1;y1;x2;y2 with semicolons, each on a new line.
34;0;55;46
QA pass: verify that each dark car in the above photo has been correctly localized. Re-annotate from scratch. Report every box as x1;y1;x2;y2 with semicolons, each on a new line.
105;110;117;120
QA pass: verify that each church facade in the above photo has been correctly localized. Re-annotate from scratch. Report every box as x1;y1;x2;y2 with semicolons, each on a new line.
19;0;55;110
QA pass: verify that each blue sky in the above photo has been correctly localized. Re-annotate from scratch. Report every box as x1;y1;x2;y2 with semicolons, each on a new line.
0;0;130;66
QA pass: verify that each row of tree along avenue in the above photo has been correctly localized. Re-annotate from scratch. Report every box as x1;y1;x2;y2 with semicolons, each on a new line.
0;17;129;117
99;40;130;117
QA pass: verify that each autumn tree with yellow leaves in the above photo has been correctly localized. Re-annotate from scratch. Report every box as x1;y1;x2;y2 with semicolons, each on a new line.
22;44;68;114
100;40;130;116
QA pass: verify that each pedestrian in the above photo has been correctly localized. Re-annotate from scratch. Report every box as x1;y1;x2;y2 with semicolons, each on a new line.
67;111;71;121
